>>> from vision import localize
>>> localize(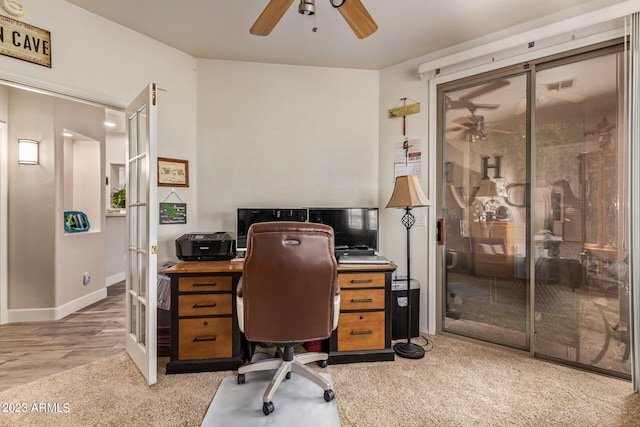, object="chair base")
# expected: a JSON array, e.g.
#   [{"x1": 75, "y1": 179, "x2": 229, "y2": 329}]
[{"x1": 238, "y1": 346, "x2": 333, "y2": 405}]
